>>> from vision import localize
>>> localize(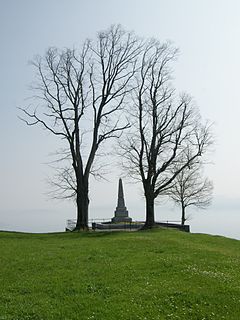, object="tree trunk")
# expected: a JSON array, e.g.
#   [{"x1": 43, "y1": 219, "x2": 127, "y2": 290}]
[
  {"x1": 181, "y1": 202, "x2": 186, "y2": 225},
  {"x1": 144, "y1": 192, "x2": 155, "y2": 228},
  {"x1": 75, "y1": 180, "x2": 89, "y2": 230}
]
